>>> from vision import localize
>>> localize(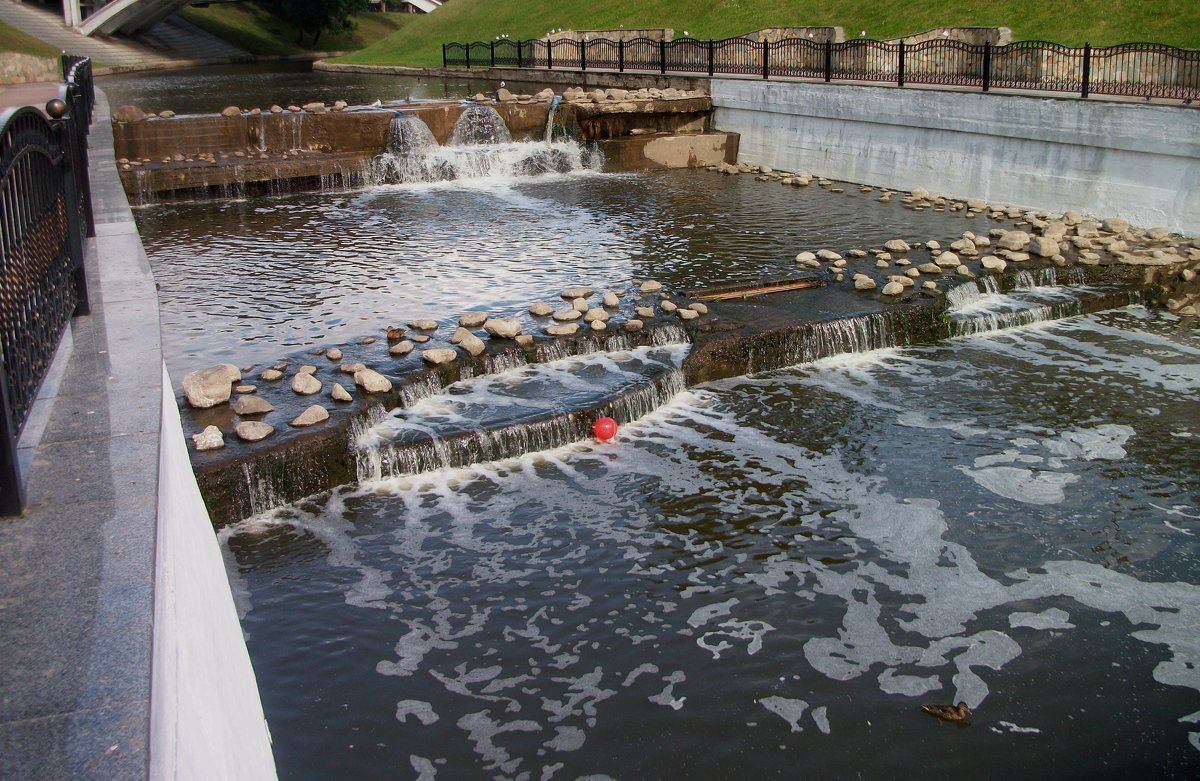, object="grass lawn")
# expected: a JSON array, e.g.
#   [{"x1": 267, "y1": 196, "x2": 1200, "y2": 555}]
[
  {"x1": 180, "y1": 3, "x2": 415, "y2": 57},
  {"x1": 334, "y1": 0, "x2": 1200, "y2": 68},
  {"x1": 0, "y1": 20, "x2": 64, "y2": 58}
]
